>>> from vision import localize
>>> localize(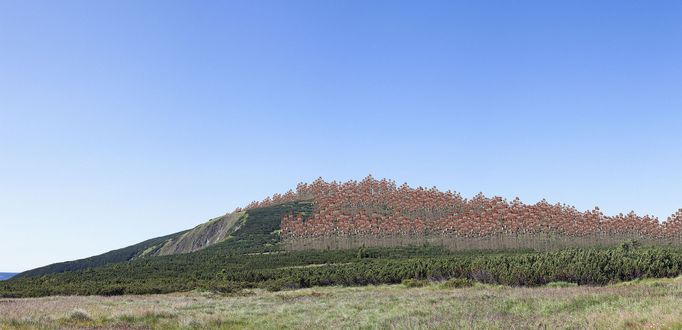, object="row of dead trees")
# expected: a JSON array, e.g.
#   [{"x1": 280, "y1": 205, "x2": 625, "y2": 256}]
[{"x1": 238, "y1": 176, "x2": 682, "y2": 248}]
